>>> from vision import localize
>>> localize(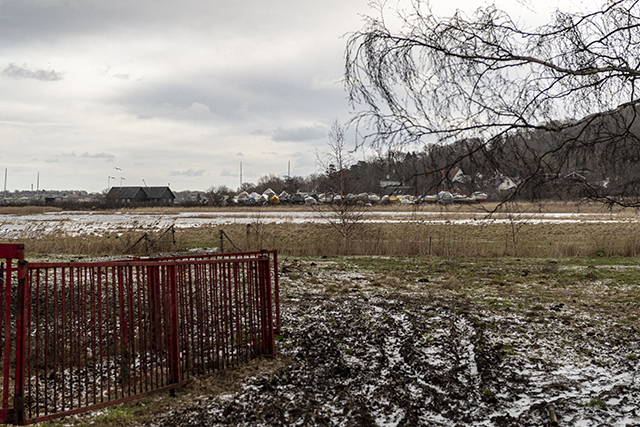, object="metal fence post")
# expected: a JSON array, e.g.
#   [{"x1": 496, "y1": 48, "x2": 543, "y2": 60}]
[
  {"x1": 13, "y1": 249, "x2": 26, "y2": 425},
  {"x1": 167, "y1": 264, "x2": 181, "y2": 391},
  {"x1": 272, "y1": 251, "x2": 280, "y2": 335},
  {"x1": 263, "y1": 257, "x2": 274, "y2": 355},
  {"x1": 2, "y1": 260, "x2": 11, "y2": 421}
]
